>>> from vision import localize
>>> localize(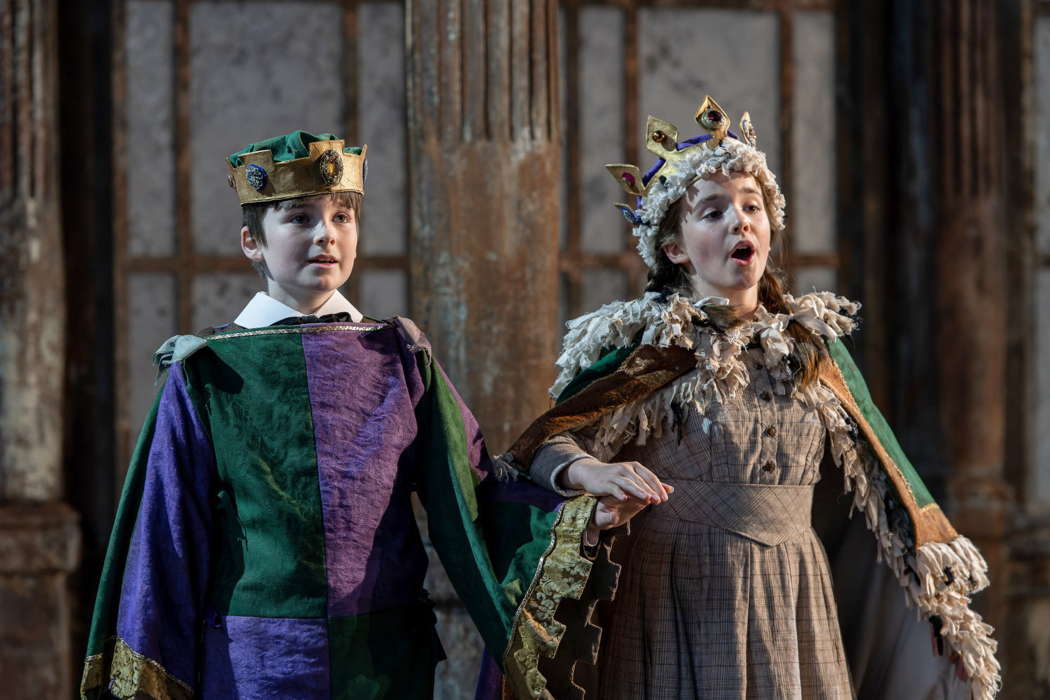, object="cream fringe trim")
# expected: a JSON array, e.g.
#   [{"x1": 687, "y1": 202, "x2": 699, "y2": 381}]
[
  {"x1": 552, "y1": 291, "x2": 860, "y2": 460},
  {"x1": 820, "y1": 396, "x2": 1001, "y2": 698}
]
